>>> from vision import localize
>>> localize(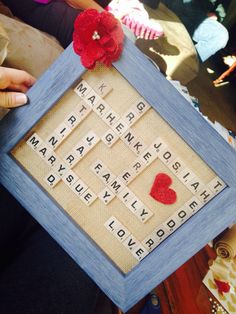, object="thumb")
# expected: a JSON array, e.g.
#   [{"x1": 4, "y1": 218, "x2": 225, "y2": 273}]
[{"x1": 0, "y1": 91, "x2": 28, "y2": 109}]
